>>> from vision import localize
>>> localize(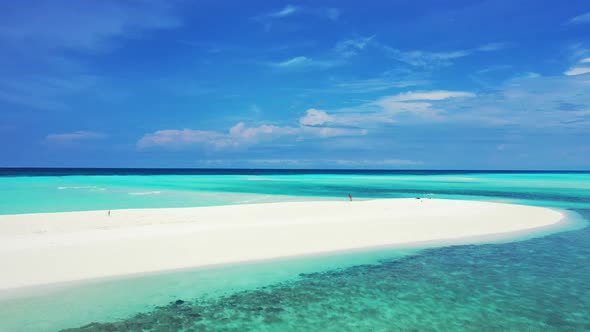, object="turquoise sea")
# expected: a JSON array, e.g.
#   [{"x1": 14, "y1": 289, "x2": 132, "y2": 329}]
[{"x1": 0, "y1": 169, "x2": 589, "y2": 331}]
